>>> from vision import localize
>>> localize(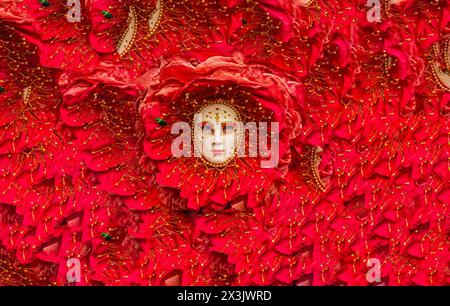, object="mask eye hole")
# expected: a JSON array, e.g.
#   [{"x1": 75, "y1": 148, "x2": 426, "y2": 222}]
[{"x1": 222, "y1": 123, "x2": 236, "y2": 135}]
